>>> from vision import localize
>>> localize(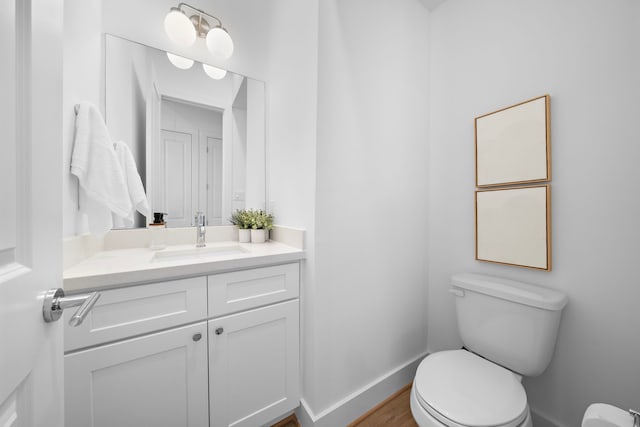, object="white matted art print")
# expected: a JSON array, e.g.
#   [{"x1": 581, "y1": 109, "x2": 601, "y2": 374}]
[
  {"x1": 475, "y1": 185, "x2": 551, "y2": 270},
  {"x1": 475, "y1": 95, "x2": 550, "y2": 187}
]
